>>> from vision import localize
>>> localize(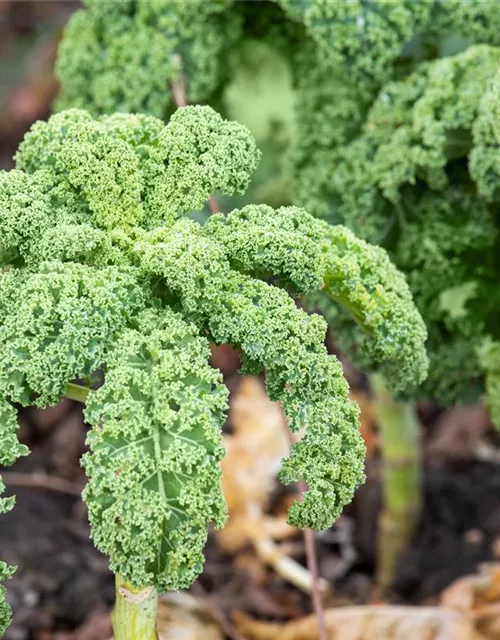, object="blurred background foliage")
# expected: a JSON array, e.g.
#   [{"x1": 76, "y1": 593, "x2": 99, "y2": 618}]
[{"x1": 0, "y1": 1, "x2": 78, "y2": 170}]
